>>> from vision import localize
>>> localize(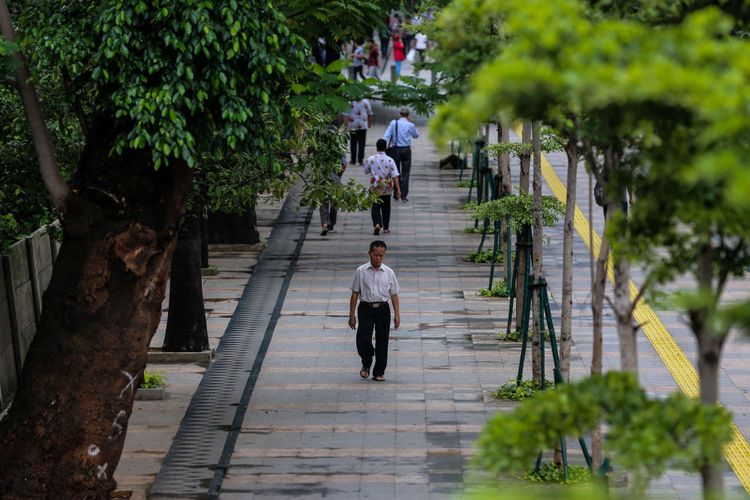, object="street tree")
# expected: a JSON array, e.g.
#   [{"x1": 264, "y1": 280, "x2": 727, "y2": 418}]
[{"x1": 0, "y1": 1, "x2": 306, "y2": 496}]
